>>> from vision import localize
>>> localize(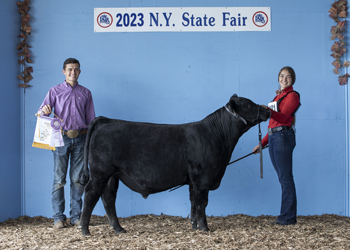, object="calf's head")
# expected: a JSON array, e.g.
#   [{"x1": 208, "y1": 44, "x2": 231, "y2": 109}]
[{"x1": 226, "y1": 94, "x2": 270, "y2": 125}]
